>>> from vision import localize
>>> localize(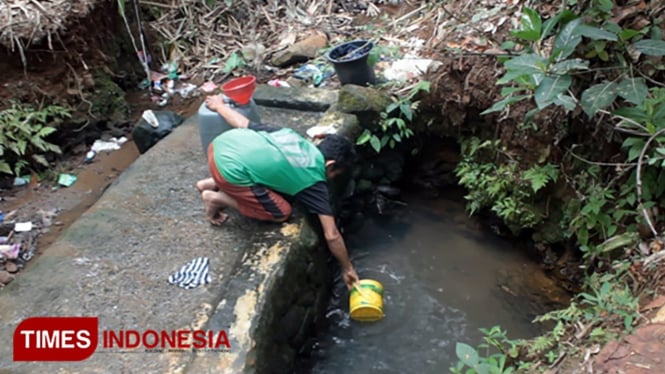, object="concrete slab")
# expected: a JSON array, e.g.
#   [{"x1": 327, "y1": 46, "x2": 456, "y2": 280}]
[{"x1": 0, "y1": 105, "x2": 329, "y2": 373}]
